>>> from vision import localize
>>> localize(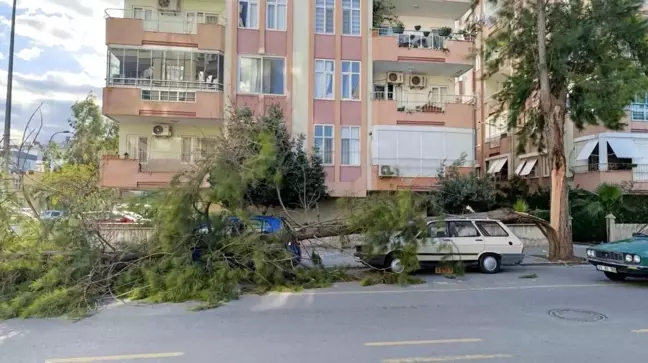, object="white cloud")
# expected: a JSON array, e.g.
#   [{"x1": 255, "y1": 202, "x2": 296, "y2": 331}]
[
  {"x1": 16, "y1": 46, "x2": 42, "y2": 61},
  {"x1": 0, "y1": 52, "x2": 4, "y2": 60}
]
